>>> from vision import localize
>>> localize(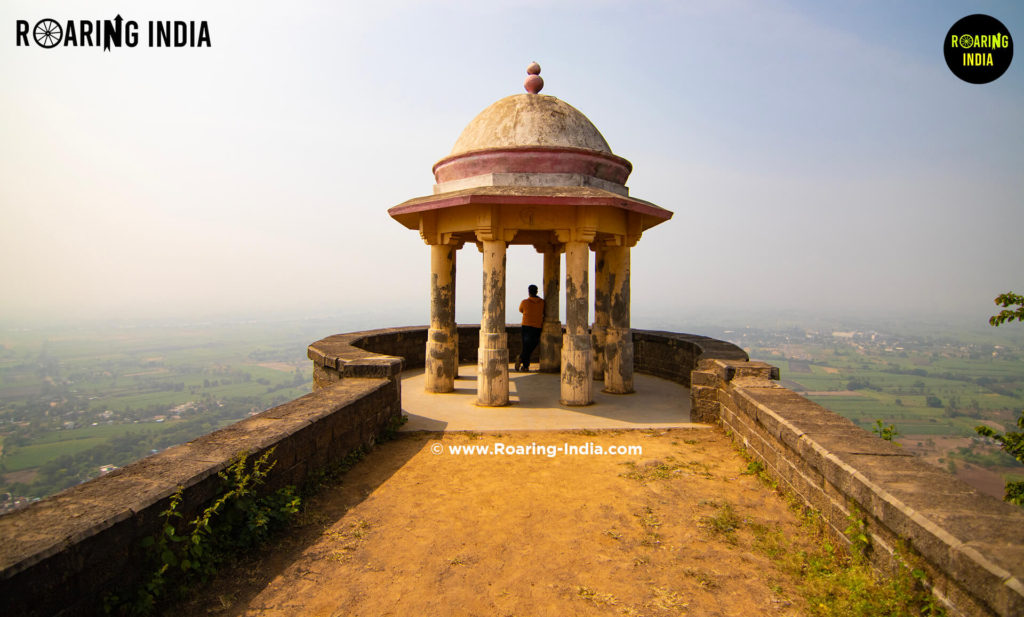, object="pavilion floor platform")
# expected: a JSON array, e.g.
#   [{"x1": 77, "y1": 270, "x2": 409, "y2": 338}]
[{"x1": 399, "y1": 364, "x2": 705, "y2": 432}]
